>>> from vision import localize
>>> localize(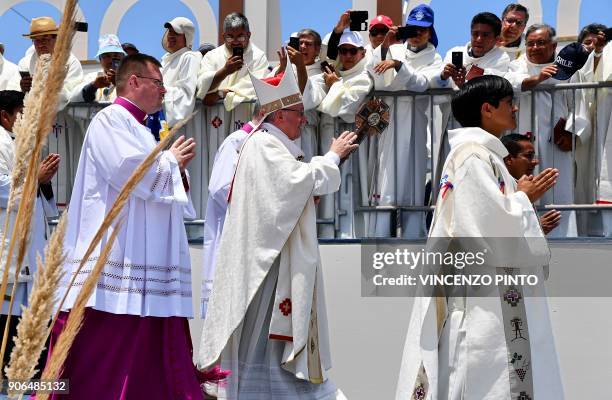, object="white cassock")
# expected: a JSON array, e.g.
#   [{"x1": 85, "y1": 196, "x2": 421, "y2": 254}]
[
  {"x1": 198, "y1": 122, "x2": 344, "y2": 399},
  {"x1": 18, "y1": 51, "x2": 83, "y2": 111},
  {"x1": 58, "y1": 103, "x2": 195, "y2": 318},
  {"x1": 573, "y1": 42, "x2": 612, "y2": 236},
  {"x1": 200, "y1": 122, "x2": 252, "y2": 318},
  {"x1": 196, "y1": 43, "x2": 268, "y2": 185},
  {"x1": 0, "y1": 54, "x2": 21, "y2": 91},
  {"x1": 365, "y1": 43, "x2": 442, "y2": 238},
  {"x1": 304, "y1": 57, "x2": 373, "y2": 238},
  {"x1": 506, "y1": 55, "x2": 579, "y2": 237},
  {"x1": 0, "y1": 125, "x2": 56, "y2": 316},
  {"x1": 161, "y1": 47, "x2": 202, "y2": 127},
  {"x1": 432, "y1": 44, "x2": 511, "y2": 192},
  {"x1": 70, "y1": 69, "x2": 118, "y2": 103},
  {"x1": 396, "y1": 127, "x2": 563, "y2": 400},
  {"x1": 497, "y1": 36, "x2": 526, "y2": 61}
]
